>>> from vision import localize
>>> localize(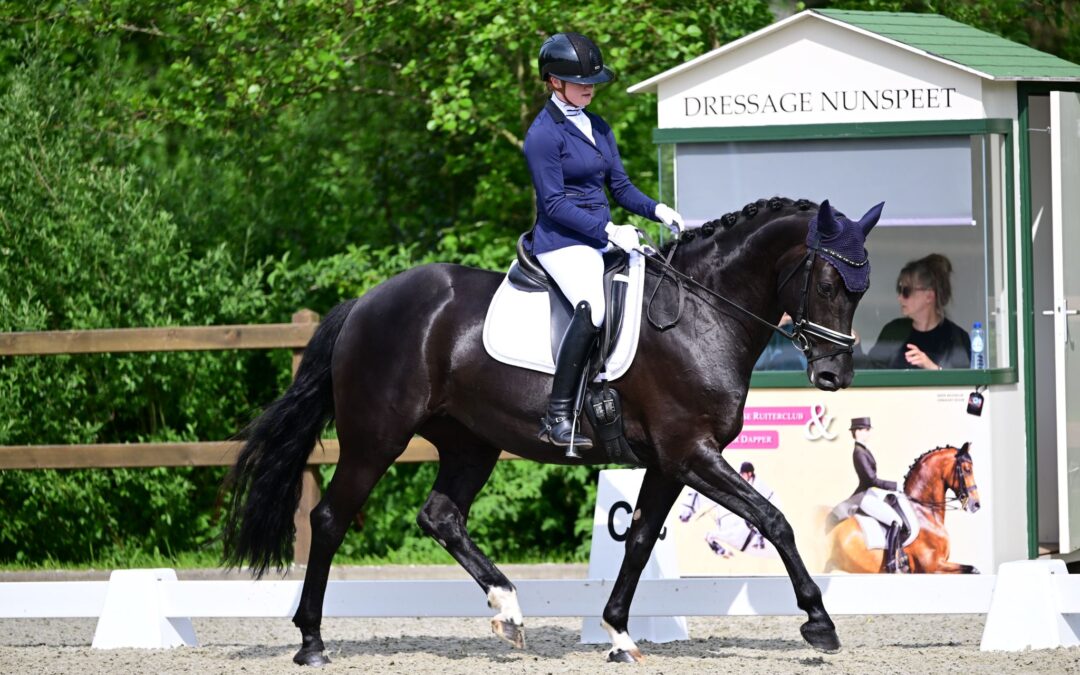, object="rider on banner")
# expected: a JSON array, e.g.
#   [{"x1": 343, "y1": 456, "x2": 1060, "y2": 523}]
[
  {"x1": 523, "y1": 32, "x2": 684, "y2": 454},
  {"x1": 830, "y1": 417, "x2": 911, "y2": 573}
]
